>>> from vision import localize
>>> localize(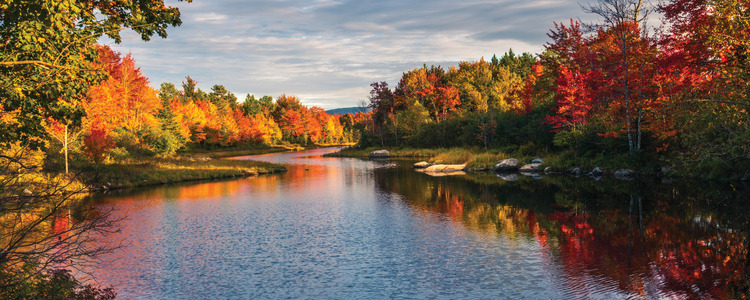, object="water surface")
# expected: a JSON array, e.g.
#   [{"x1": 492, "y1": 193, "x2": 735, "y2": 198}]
[{"x1": 86, "y1": 148, "x2": 750, "y2": 299}]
